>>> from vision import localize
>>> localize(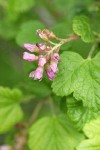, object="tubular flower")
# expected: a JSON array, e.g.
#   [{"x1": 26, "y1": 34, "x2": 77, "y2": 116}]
[
  {"x1": 23, "y1": 52, "x2": 38, "y2": 62},
  {"x1": 46, "y1": 66, "x2": 55, "y2": 80},
  {"x1": 24, "y1": 43, "x2": 38, "y2": 52},
  {"x1": 29, "y1": 67, "x2": 44, "y2": 80},
  {"x1": 50, "y1": 60, "x2": 58, "y2": 73}
]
